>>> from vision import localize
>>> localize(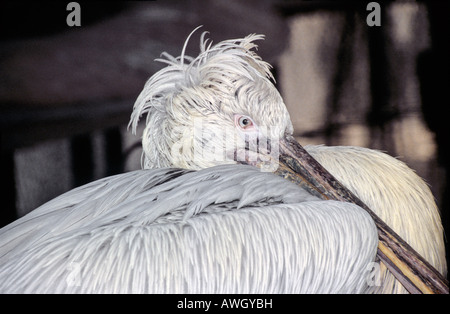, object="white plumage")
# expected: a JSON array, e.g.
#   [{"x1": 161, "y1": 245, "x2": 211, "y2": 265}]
[
  {"x1": 0, "y1": 29, "x2": 446, "y2": 293},
  {"x1": 305, "y1": 145, "x2": 446, "y2": 293},
  {"x1": 0, "y1": 166, "x2": 377, "y2": 293}
]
